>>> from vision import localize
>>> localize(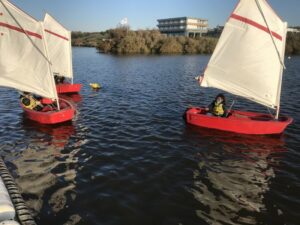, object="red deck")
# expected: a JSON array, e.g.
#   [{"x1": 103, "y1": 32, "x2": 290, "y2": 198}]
[
  {"x1": 185, "y1": 107, "x2": 293, "y2": 135},
  {"x1": 21, "y1": 98, "x2": 75, "y2": 124},
  {"x1": 56, "y1": 83, "x2": 82, "y2": 94}
]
